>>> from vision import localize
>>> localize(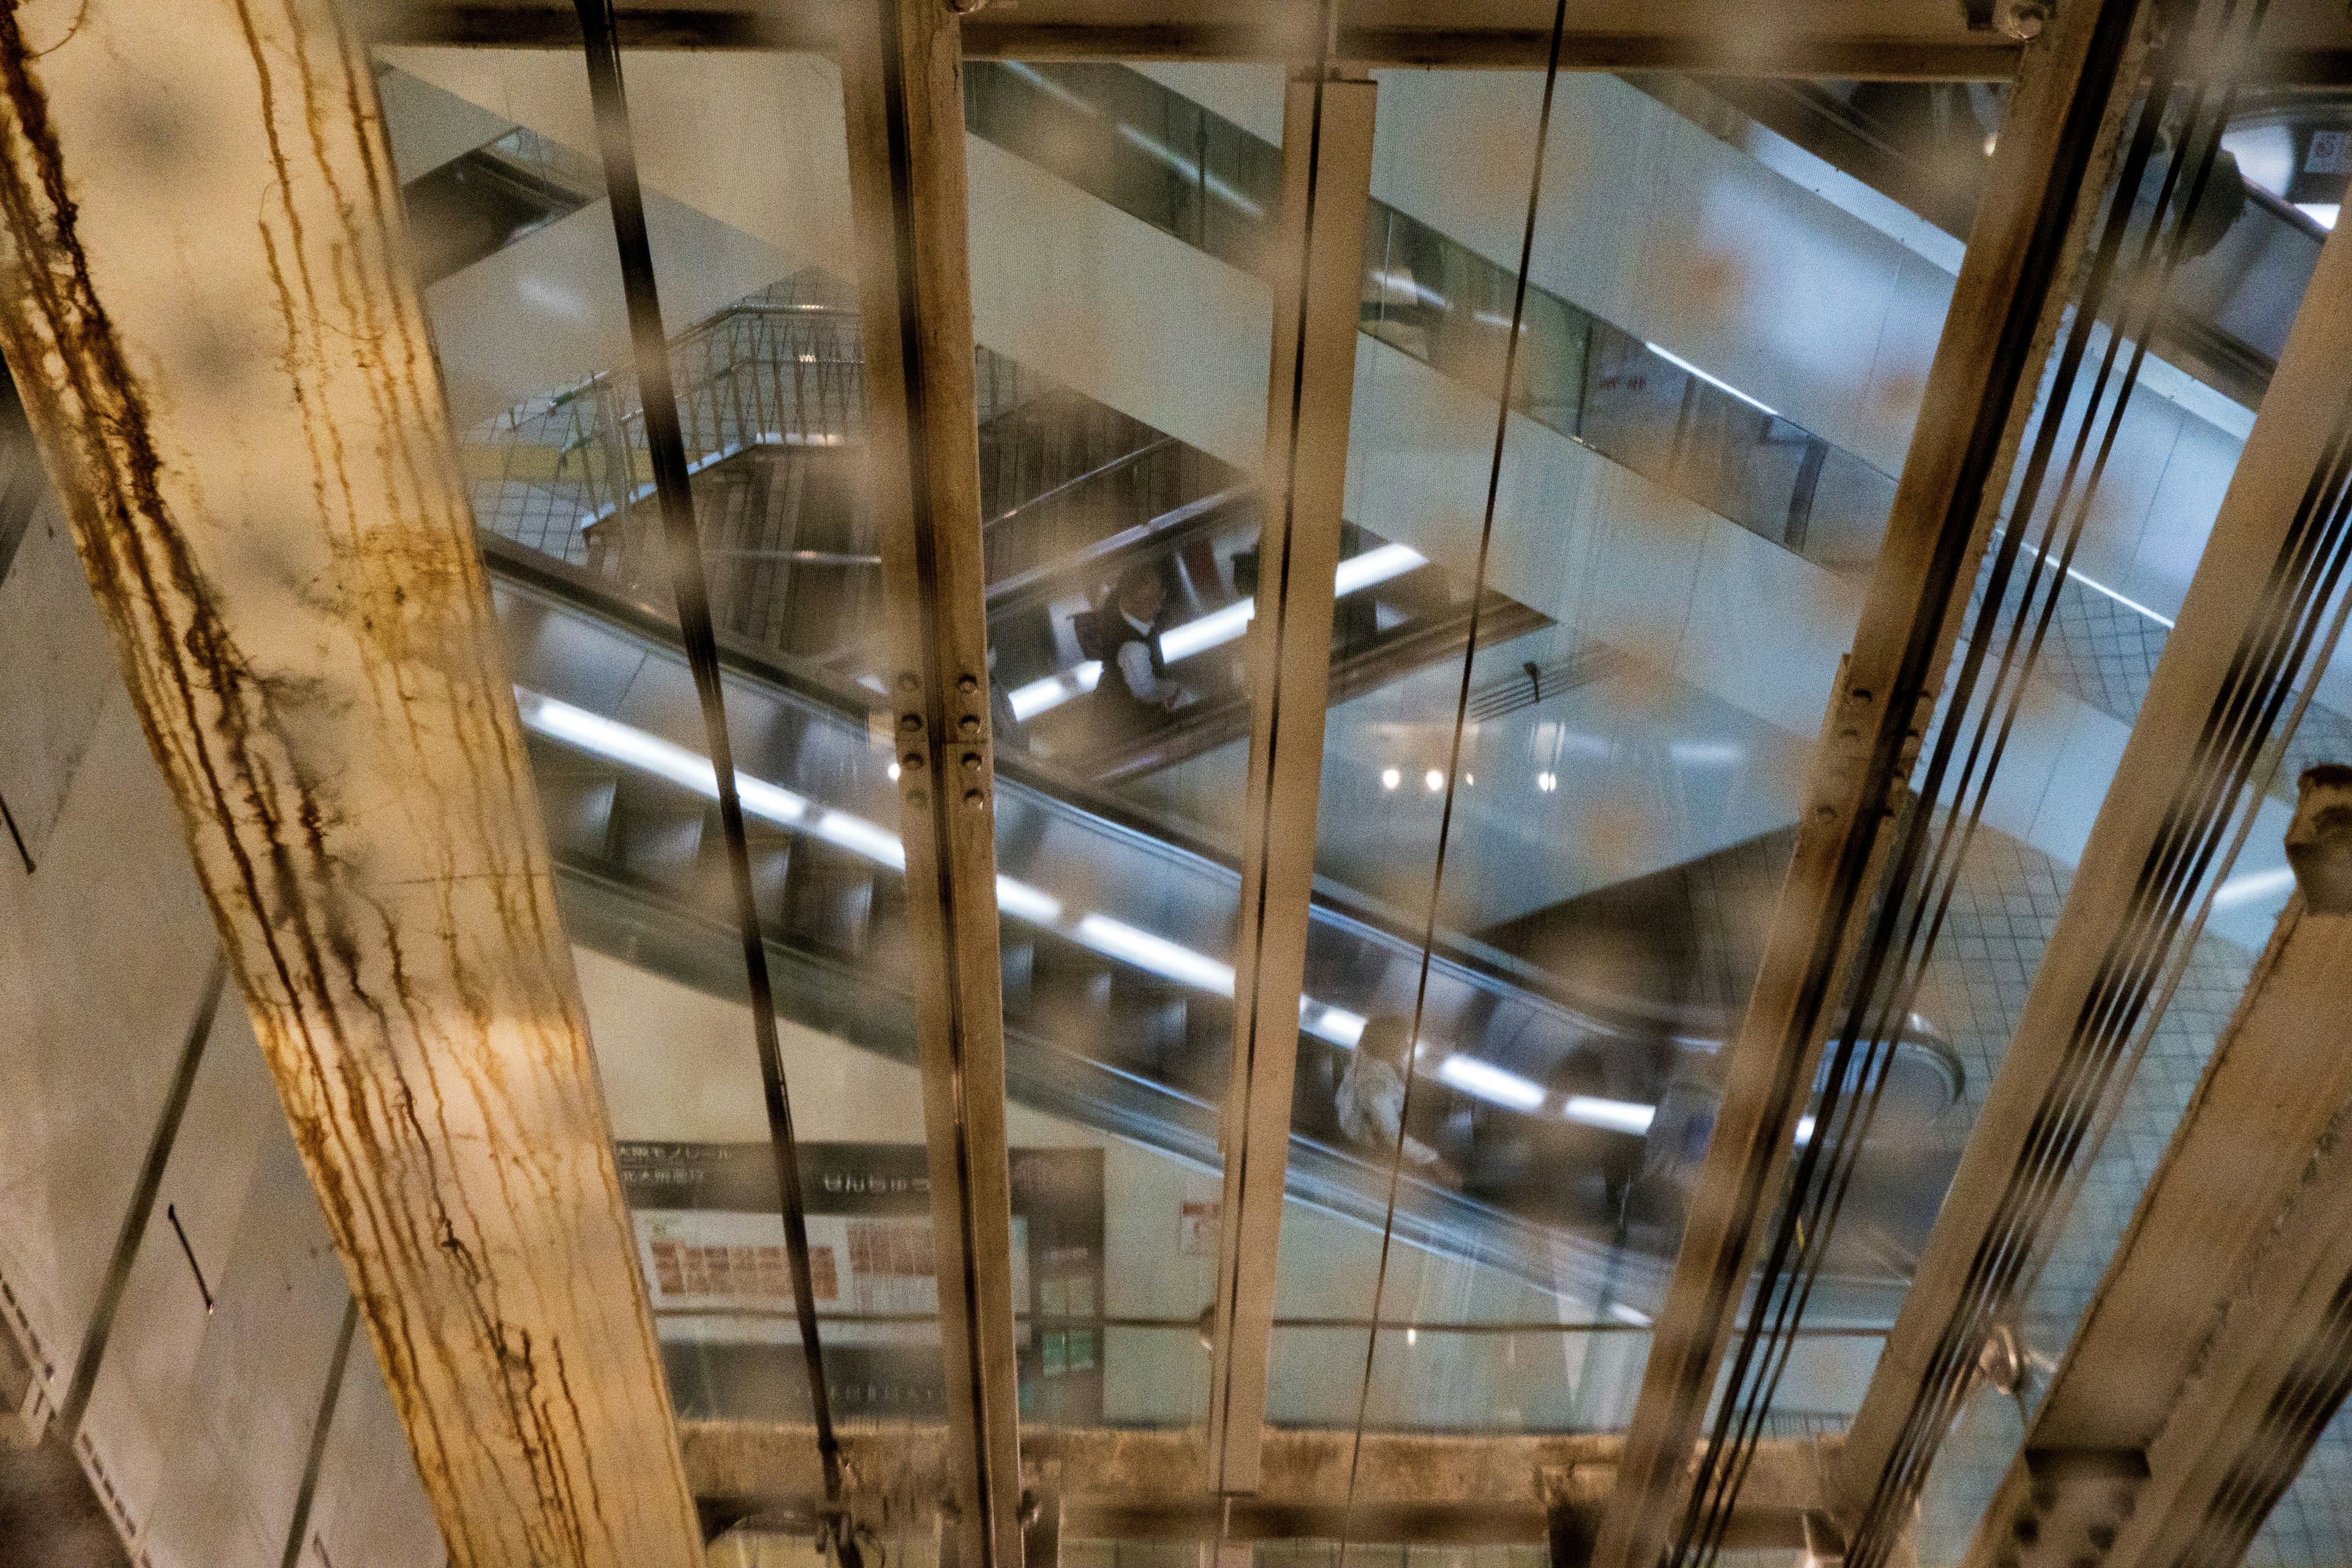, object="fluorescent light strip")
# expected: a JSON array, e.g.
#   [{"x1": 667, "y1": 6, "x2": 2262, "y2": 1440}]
[
  {"x1": 1436, "y1": 1054, "x2": 1547, "y2": 1112},
  {"x1": 1071, "y1": 914, "x2": 1236, "y2": 995},
  {"x1": 2062, "y1": 563, "x2": 2177, "y2": 630},
  {"x1": 519, "y1": 689, "x2": 1676, "y2": 1132},
  {"x1": 1157, "y1": 599, "x2": 1255, "y2": 662},
  {"x1": 994, "y1": 876, "x2": 1064, "y2": 924},
  {"x1": 1333, "y1": 541, "x2": 1427, "y2": 597},
  {"x1": 1112, "y1": 124, "x2": 1266, "y2": 218},
  {"x1": 1643, "y1": 341, "x2": 1780, "y2": 420},
  {"x1": 1159, "y1": 543, "x2": 1428, "y2": 664},
  {"x1": 1564, "y1": 1095, "x2": 1656, "y2": 1136},
  {"x1": 998, "y1": 61, "x2": 1096, "y2": 116},
  {"x1": 2213, "y1": 864, "x2": 2296, "y2": 910},
  {"x1": 1006, "y1": 660, "x2": 1101, "y2": 723}
]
